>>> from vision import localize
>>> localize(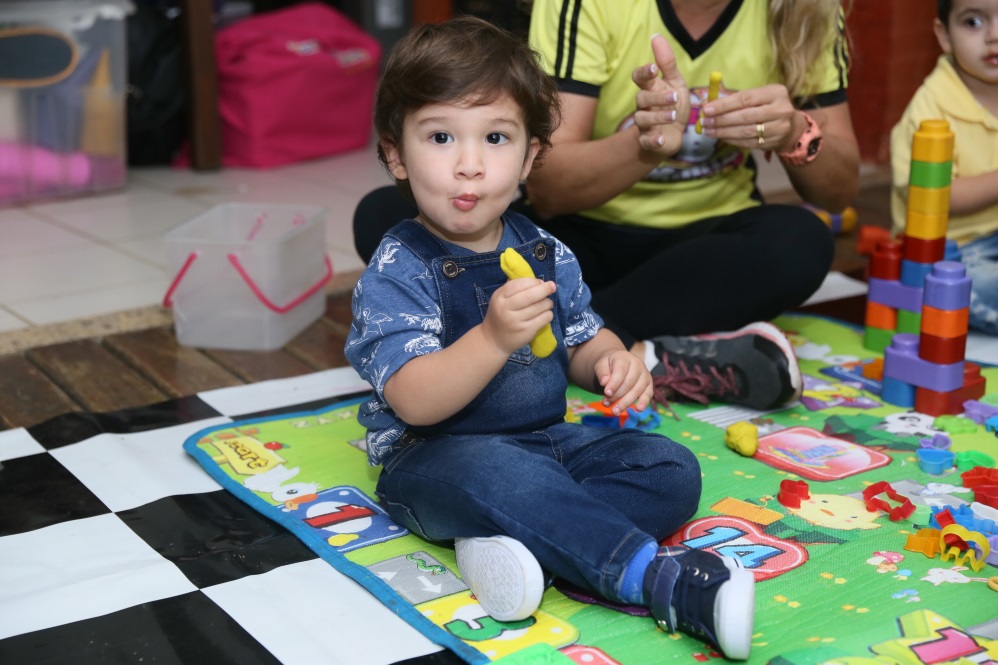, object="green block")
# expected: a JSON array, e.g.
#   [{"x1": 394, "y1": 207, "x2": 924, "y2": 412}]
[
  {"x1": 909, "y1": 159, "x2": 952, "y2": 188},
  {"x1": 897, "y1": 309, "x2": 922, "y2": 334},
  {"x1": 863, "y1": 326, "x2": 894, "y2": 353}
]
